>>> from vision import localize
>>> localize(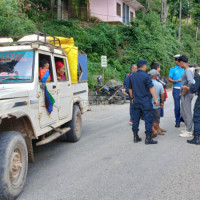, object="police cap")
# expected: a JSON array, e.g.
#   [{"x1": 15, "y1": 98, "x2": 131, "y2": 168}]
[
  {"x1": 137, "y1": 59, "x2": 148, "y2": 67},
  {"x1": 174, "y1": 54, "x2": 181, "y2": 61}
]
